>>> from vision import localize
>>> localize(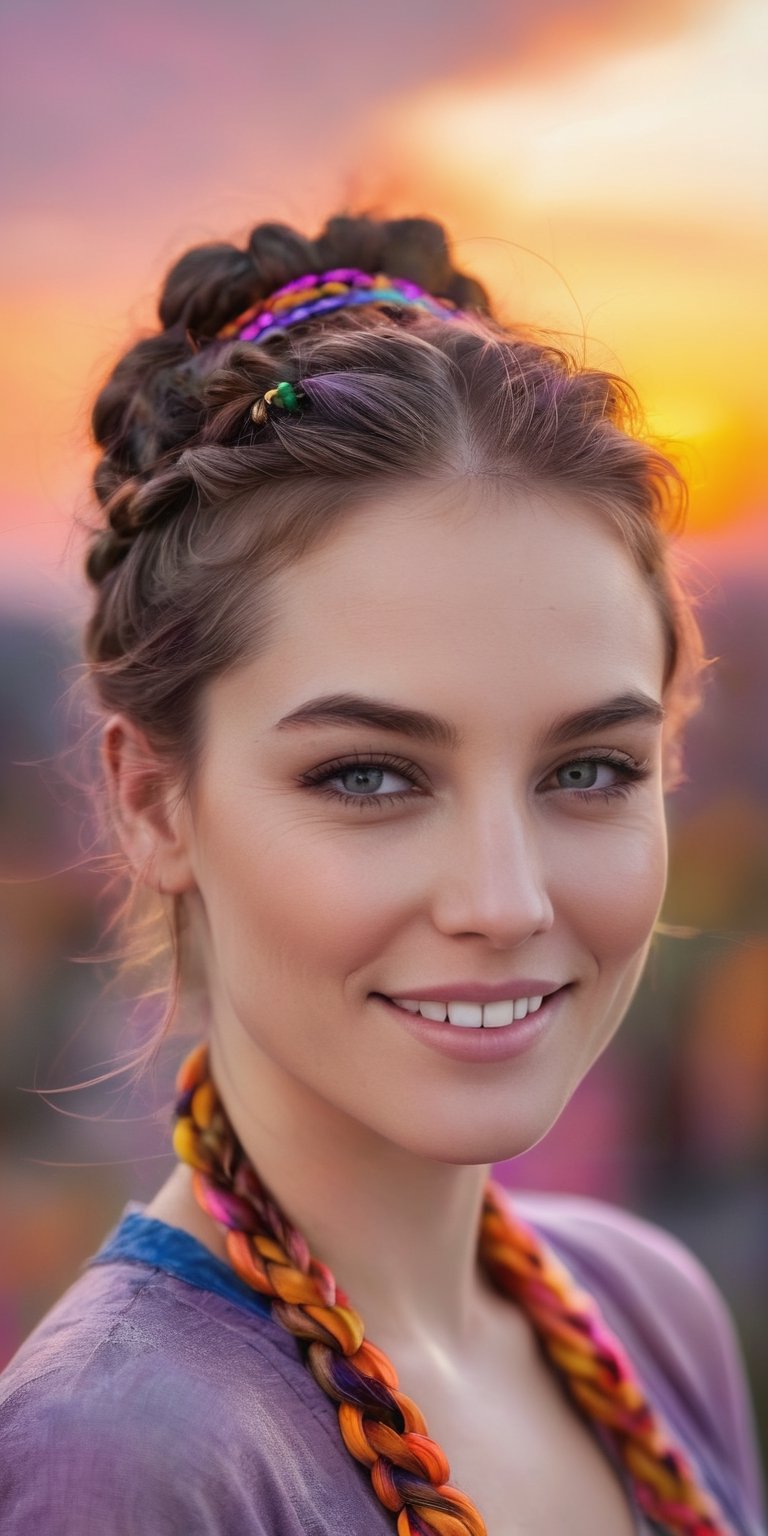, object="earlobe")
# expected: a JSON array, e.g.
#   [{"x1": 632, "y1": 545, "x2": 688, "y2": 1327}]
[{"x1": 101, "y1": 715, "x2": 197, "y2": 895}]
